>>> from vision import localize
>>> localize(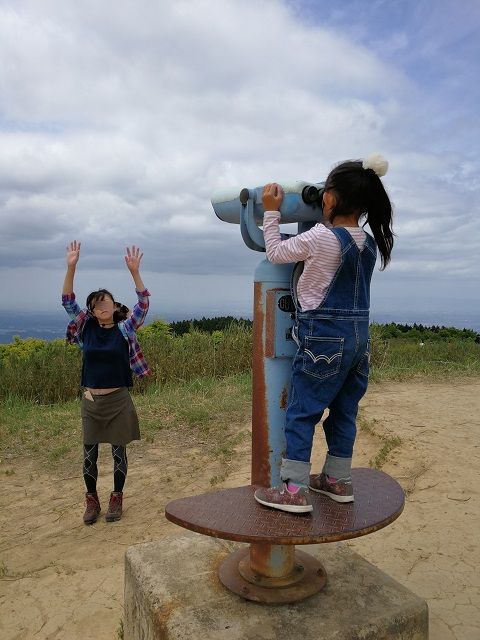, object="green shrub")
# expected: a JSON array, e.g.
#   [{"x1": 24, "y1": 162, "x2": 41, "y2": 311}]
[
  {"x1": 0, "y1": 336, "x2": 47, "y2": 360},
  {"x1": 1, "y1": 321, "x2": 478, "y2": 404},
  {"x1": 373, "y1": 322, "x2": 477, "y2": 342},
  {"x1": 136, "y1": 324, "x2": 252, "y2": 388},
  {"x1": 0, "y1": 338, "x2": 81, "y2": 403},
  {"x1": 138, "y1": 319, "x2": 172, "y2": 339},
  {"x1": 369, "y1": 337, "x2": 480, "y2": 381},
  {"x1": 0, "y1": 325, "x2": 252, "y2": 404}
]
